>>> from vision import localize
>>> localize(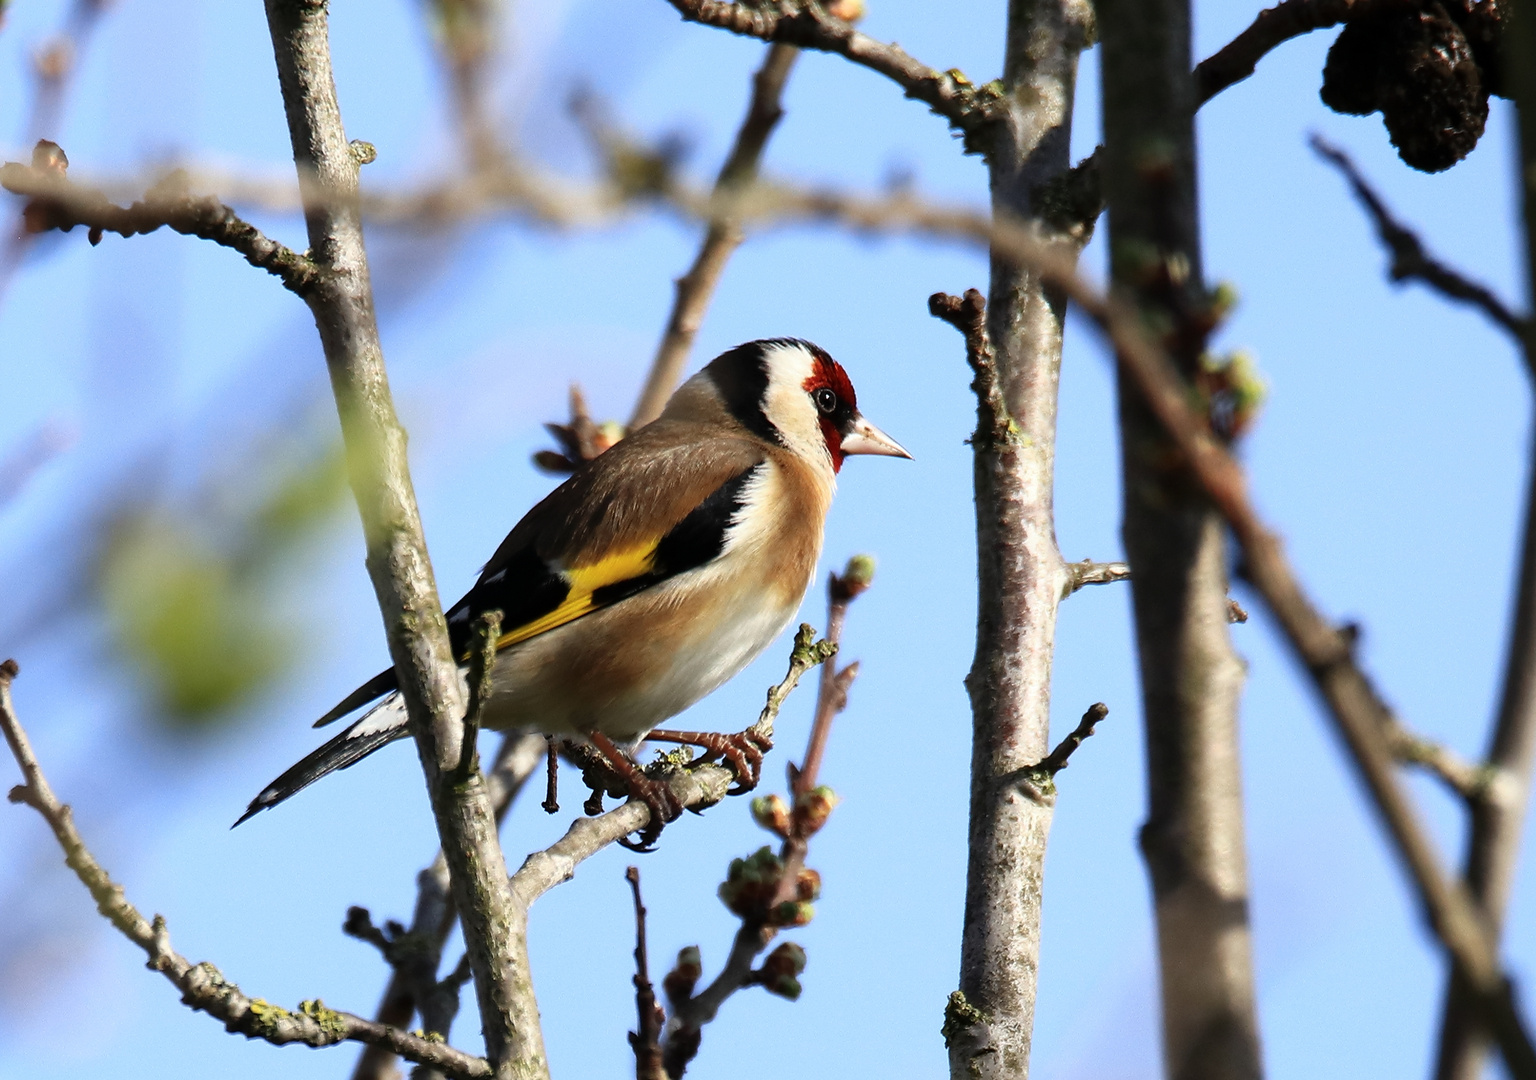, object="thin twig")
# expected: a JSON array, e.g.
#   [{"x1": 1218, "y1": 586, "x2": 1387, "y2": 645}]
[
  {"x1": 0, "y1": 144, "x2": 327, "y2": 298},
  {"x1": 629, "y1": 42, "x2": 802, "y2": 428},
  {"x1": 1436, "y1": 24, "x2": 1536, "y2": 1069},
  {"x1": 1384, "y1": 720, "x2": 1502, "y2": 804},
  {"x1": 1311, "y1": 135, "x2": 1530, "y2": 349},
  {"x1": 1194, "y1": 0, "x2": 1385, "y2": 106},
  {"x1": 1036, "y1": 703, "x2": 1110, "y2": 776},
  {"x1": 627, "y1": 868, "x2": 666, "y2": 1080},
  {"x1": 0, "y1": 659, "x2": 490, "y2": 1080}
]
